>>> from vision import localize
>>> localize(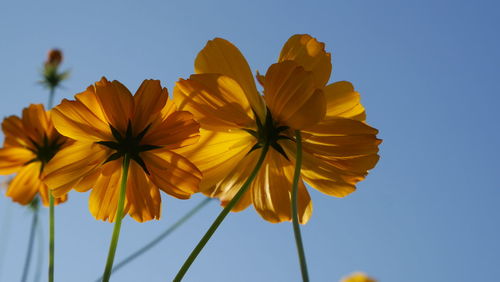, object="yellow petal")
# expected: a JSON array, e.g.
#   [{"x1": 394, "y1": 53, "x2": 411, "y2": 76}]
[
  {"x1": 2, "y1": 116, "x2": 30, "y2": 147},
  {"x1": 0, "y1": 147, "x2": 35, "y2": 174},
  {"x1": 324, "y1": 81, "x2": 366, "y2": 121},
  {"x1": 142, "y1": 110, "x2": 199, "y2": 150},
  {"x1": 43, "y1": 142, "x2": 109, "y2": 197},
  {"x1": 174, "y1": 74, "x2": 255, "y2": 131},
  {"x1": 21, "y1": 104, "x2": 50, "y2": 144},
  {"x1": 251, "y1": 149, "x2": 312, "y2": 223},
  {"x1": 6, "y1": 162, "x2": 41, "y2": 205},
  {"x1": 264, "y1": 61, "x2": 326, "y2": 129},
  {"x1": 52, "y1": 98, "x2": 111, "y2": 142},
  {"x1": 279, "y1": 34, "x2": 332, "y2": 87},
  {"x1": 126, "y1": 162, "x2": 161, "y2": 222},
  {"x1": 195, "y1": 38, "x2": 266, "y2": 121},
  {"x1": 88, "y1": 161, "x2": 129, "y2": 222},
  {"x1": 93, "y1": 77, "x2": 134, "y2": 133},
  {"x1": 132, "y1": 80, "x2": 168, "y2": 133},
  {"x1": 142, "y1": 148, "x2": 201, "y2": 199},
  {"x1": 173, "y1": 129, "x2": 254, "y2": 193},
  {"x1": 38, "y1": 181, "x2": 67, "y2": 207},
  {"x1": 341, "y1": 272, "x2": 377, "y2": 282}
]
